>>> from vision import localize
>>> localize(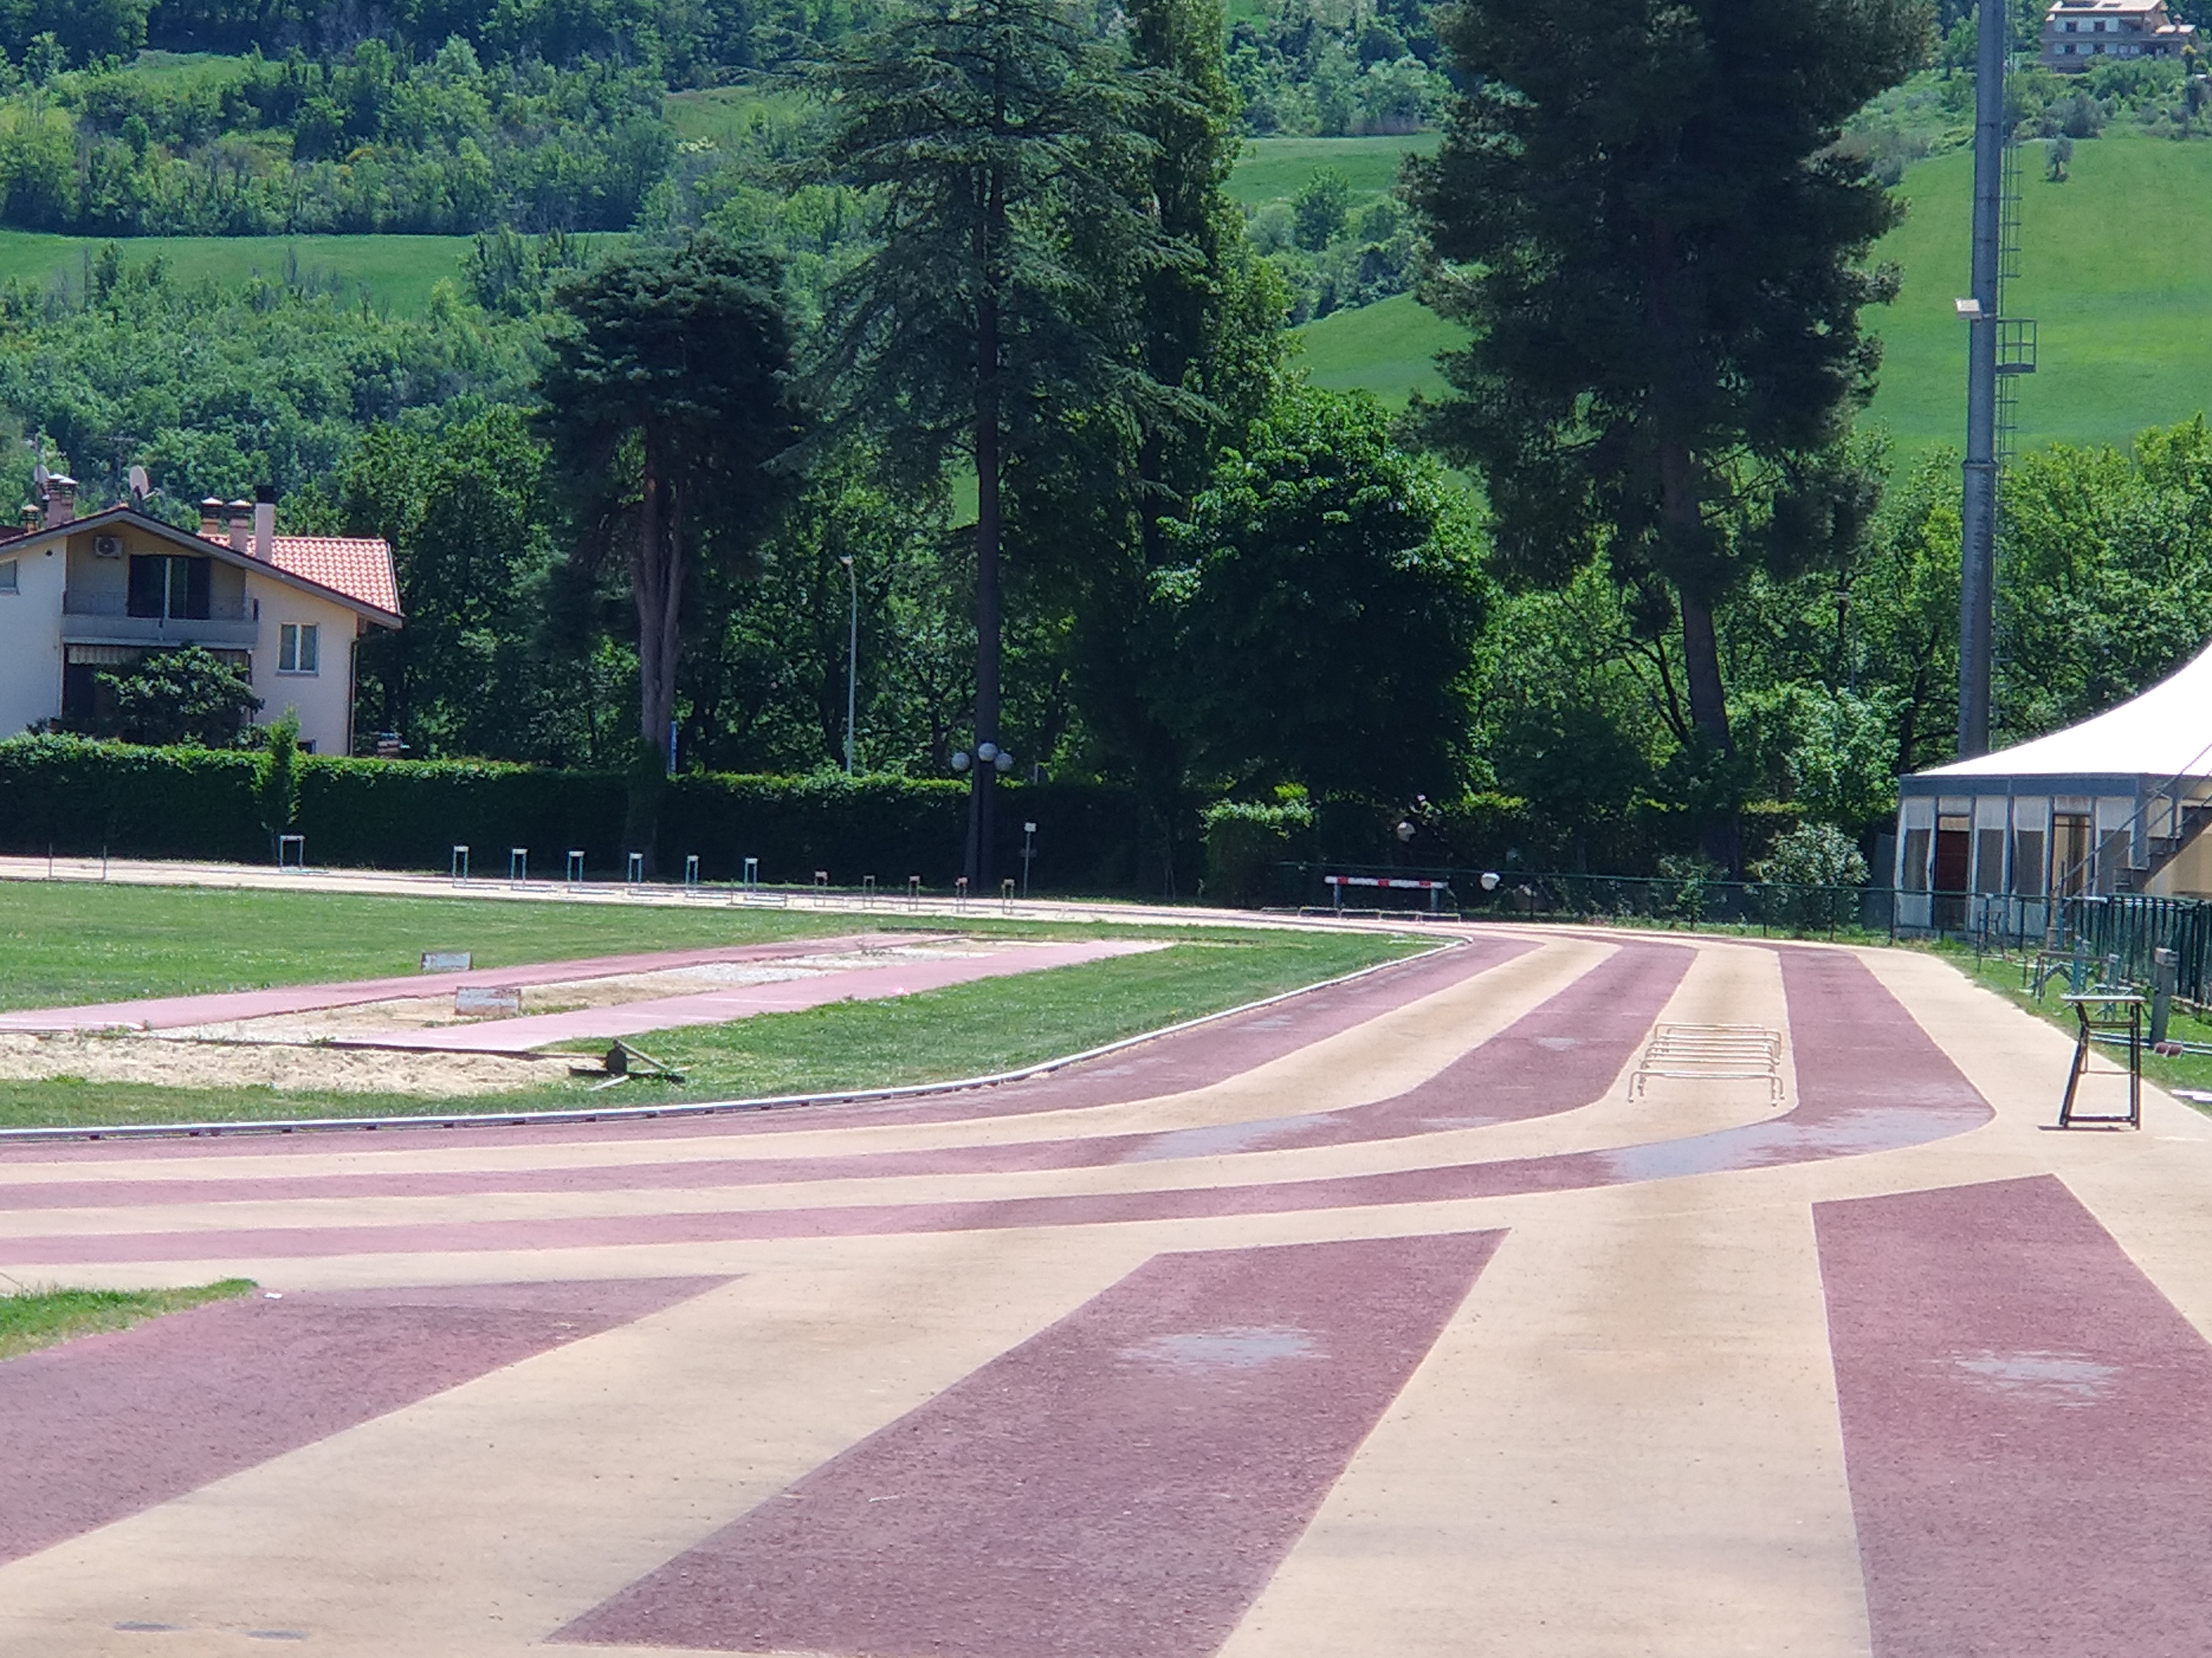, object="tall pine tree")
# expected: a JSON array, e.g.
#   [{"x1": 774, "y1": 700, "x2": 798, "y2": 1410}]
[
  {"x1": 1407, "y1": 0, "x2": 1927, "y2": 856},
  {"x1": 802, "y1": 0, "x2": 1183, "y2": 884}
]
